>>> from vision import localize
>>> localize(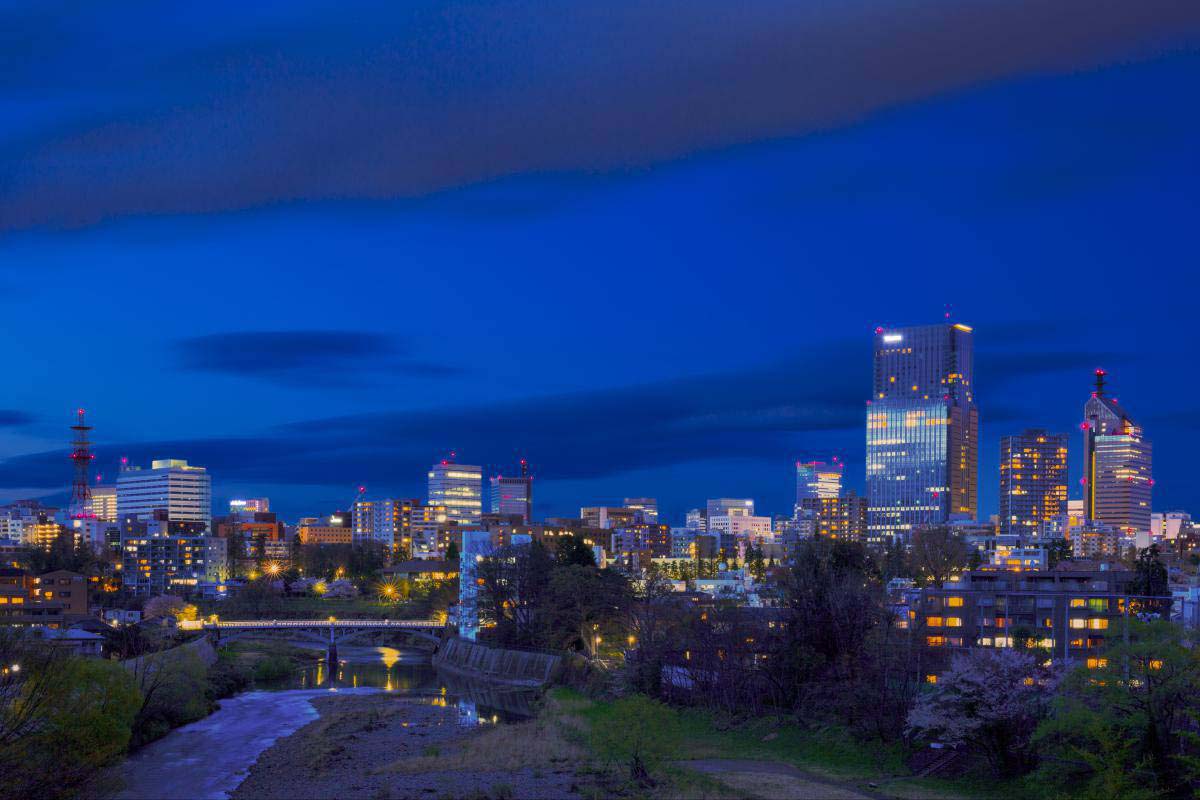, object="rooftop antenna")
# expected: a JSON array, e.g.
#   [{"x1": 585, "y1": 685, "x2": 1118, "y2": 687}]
[
  {"x1": 944, "y1": 303, "x2": 953, "y2": 321},
  {"x1": 1094, "y1": 368, "x2": 1107, "y2": 398}
]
